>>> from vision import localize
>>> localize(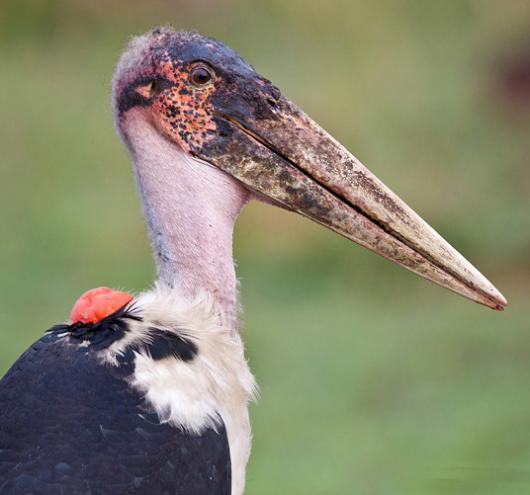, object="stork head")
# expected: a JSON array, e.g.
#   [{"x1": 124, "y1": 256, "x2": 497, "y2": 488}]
[{"x1": 113, "y1": 27, "x2": 506, "y2": 310}]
